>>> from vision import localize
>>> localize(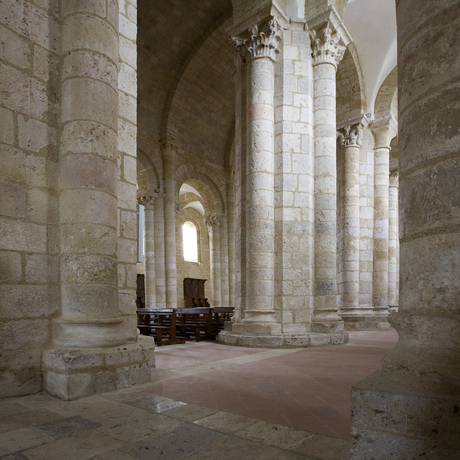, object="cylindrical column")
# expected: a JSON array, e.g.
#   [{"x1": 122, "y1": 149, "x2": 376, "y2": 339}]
[
  {"x1": 207, "y1": 214, "x2": 222, "y2": 308},
  {"x1": 243, "y1": 19, "x2": 281, "y2": 324},
  {"x1": 154, "y1": 193, "x2": 166, "y2": 309},
  {"x1": 227, "y1": 167, "x2": 236, "y2": 309},
  {"x1": 371, "y1": 123, "x2": 395, "y2": 314},
  {"x1": 388, "y1": 171, "x2": 399, "y2": 309},
  {"x1": 337, "y1": 124, "x2": 362, "y2": 317},
  {"x1": 310, "y1": 22, "x2": 345, "y2": 331},
  {"x1": 140, "y1": 196, "x2": 156, "y2": 308},
  {"x1": 220, "y1": 214, "x2": 230, "y2": 308},
  {"x1": 57, "y1": 0, "x2": 124, "y2": 347},
  {"x1": 162, "y1": 144, "x2": 178, "y2": 308},
  {"x1": 352, "y1": 2, "x2": 460, "y2": 454}
]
